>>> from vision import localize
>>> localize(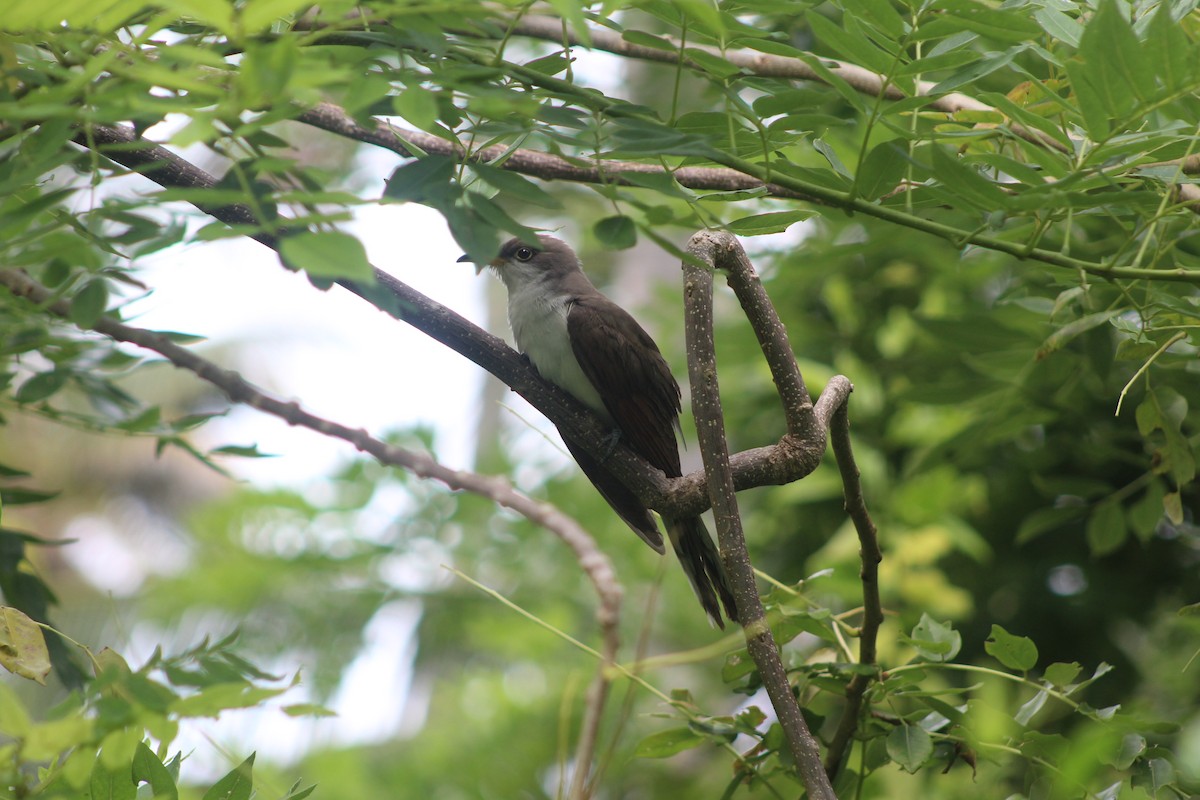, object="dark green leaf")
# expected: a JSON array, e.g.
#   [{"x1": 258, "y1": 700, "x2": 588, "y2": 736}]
[
  {"x1": 807, "y1": 12, "x2": 893, "y2": 73},
  {"x1": 886, "y1": 725, "x2": 932, "y2": 772},
  {"x1": 210, "y1": 444, "x2": 275, "y2": 458},
  {"x1": 1034, "y1": 8, "x2": 1083, "y2": 47},
  {"x1": 15, "y1": 371, "x2": 68, "y2": 404},
  {"x1": 202, "y1": 753, "x2": 254, "y2": 800},
  {"x1": 1043, "y1": 661, "x2": 1082, "y2": 687},
  {"x1": 69, "y1": 280, "x2": 109, "y2": 328},
  {"x1": 392, "y1": 87, "x2": 439, "y2": 132},
  {"x1": 90, "y1": 759, "x2": 137, "y2": 800},
  {"x1": 984, "y1": 624, "x2": 1038, "y2": 671},
  {"x1": 471, "y1": 164, "x2": 561, "y2": 209},
  {"x1": 856, "y1": 141, "x2": 909, "y2": 201},
  {"x1": 621, "y1": 30, "x2": 676, "y2": 52},
  {"x1": 609, "y1": 117, "x2": 716, "y2": 157},
  {"x1": 1086, "y1": 500, "x2": 1127, "y2": 556},
  {"x1": 593, "y1": 215, "x2": 637, "y2": 249},
  {"x1": 726, "y1": 209, "x2": 815, "y2": 236},
  {"x1": 1078, "y1": 0, "x2": 1154, "y2": 105},
  {"x1": 132, "y1": 742, "x2": 179, "y2": 800},
  {"x1": 383, "y1": 156, "x2": 457, "y2": 204},
  {"x1": 634, "y1": 727, "x2": 706, "y2": 758},
  {"x1": 278, "y1": 231, "x2": 374, "y2": 282}
]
